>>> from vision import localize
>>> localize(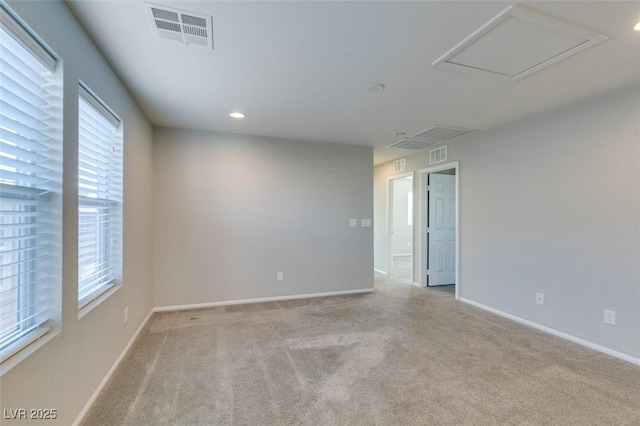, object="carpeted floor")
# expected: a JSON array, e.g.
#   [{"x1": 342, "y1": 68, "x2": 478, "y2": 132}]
[
  {"x1": 389, "y1": 256, "x2": 455, "y2": 295},
  {"x1": 82, "y1": 275, "x2": 640, "y2": 425},
  {"x1": 391, "y1": 255, "x2": 412, "y2": 281}
]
